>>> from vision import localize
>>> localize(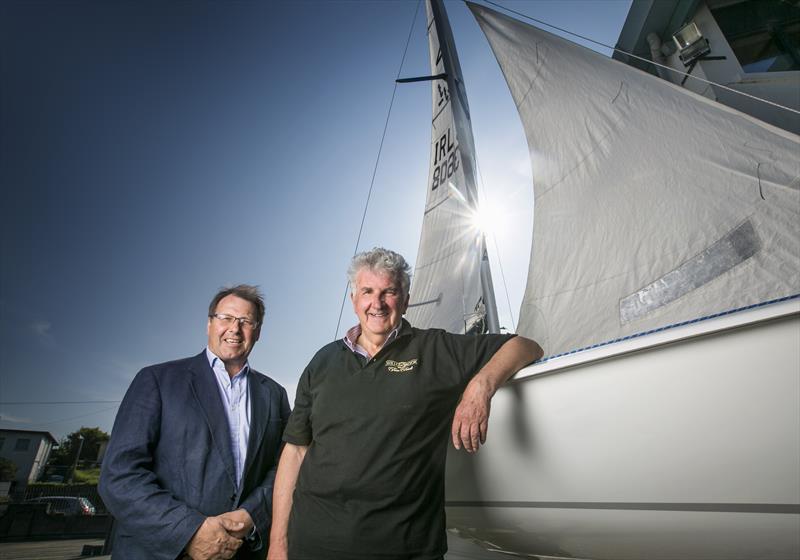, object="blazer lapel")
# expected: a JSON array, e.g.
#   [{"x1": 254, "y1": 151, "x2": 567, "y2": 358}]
[
  {"x1": 188, "y1": 352, "x2": 237, "y2": 488},
  {"x1": 243, "y1": 372, "x2": 272, "y2": 478}
]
